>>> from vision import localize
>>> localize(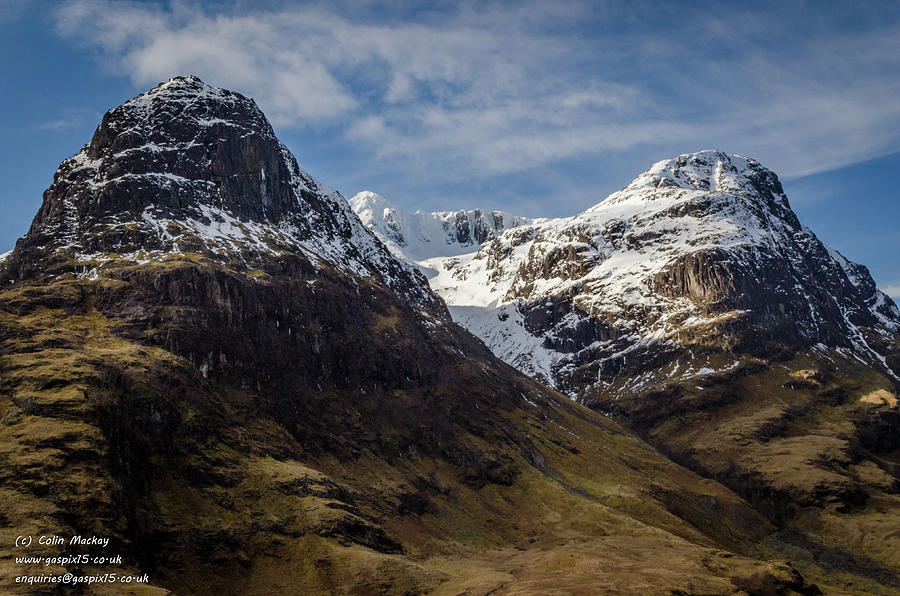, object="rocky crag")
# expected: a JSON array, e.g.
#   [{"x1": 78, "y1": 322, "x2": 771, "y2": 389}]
[{"x1": 350, "y1": 190, "x2": 538, "y2": 263}]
